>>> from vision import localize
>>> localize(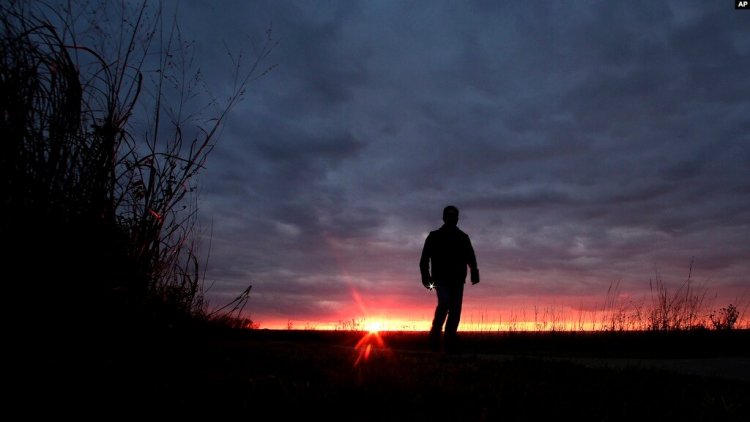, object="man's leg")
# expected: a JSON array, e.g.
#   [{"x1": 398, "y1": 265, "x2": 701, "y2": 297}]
[
  {"x1": 444, "y1": 284, "x2": 464, "y2": 353},
  {"x1": 429, "y1": 286, "x2": 450, "y2": 350}
]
